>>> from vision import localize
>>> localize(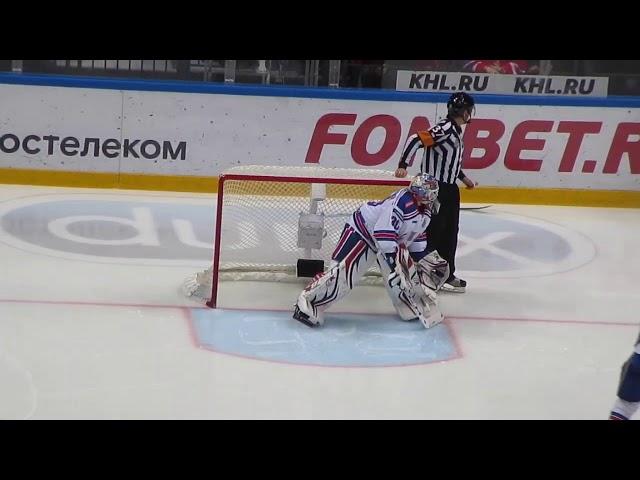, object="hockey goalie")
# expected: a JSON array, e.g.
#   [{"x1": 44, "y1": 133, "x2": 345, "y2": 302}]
[{"x1": 293, "y1": 173, "x2": 450, "y2": 330}]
